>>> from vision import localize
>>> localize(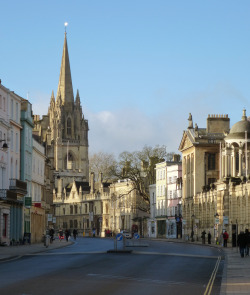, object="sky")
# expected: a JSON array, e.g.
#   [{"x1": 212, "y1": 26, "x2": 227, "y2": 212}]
[{"x1": 1, "y1": 0, "x2": 250, "y2": 157}]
